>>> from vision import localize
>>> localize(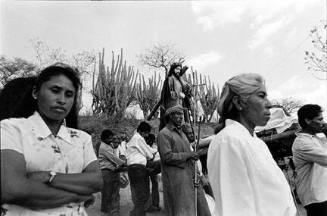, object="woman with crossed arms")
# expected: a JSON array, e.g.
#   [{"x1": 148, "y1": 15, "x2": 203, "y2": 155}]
[{"x1": 1, "y1": 63, "x2": 103, "y2": 216}]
